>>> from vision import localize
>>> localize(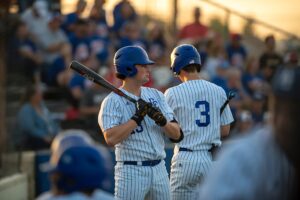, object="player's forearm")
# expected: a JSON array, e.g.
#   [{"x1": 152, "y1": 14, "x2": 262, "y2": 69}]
[
  {"x1": 221, "y1": 124, "x2": 230, "y2": 139},
  {"x1": 162, "y1": 122, "x2": 181, "y2": 140},
  {"x1": 103, "y1": 120, "x2": 137, "y2": 147}
]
